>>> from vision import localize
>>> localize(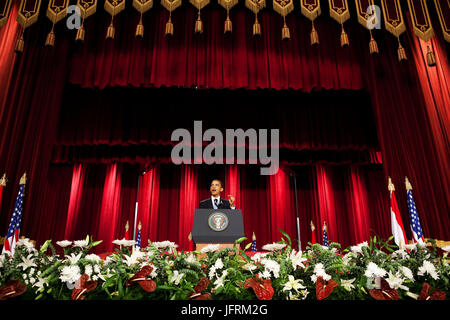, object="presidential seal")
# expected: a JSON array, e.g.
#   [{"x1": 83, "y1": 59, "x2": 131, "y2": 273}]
[{"x1": 208, "y1": 212, "x2": 229, "y2": 232}]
